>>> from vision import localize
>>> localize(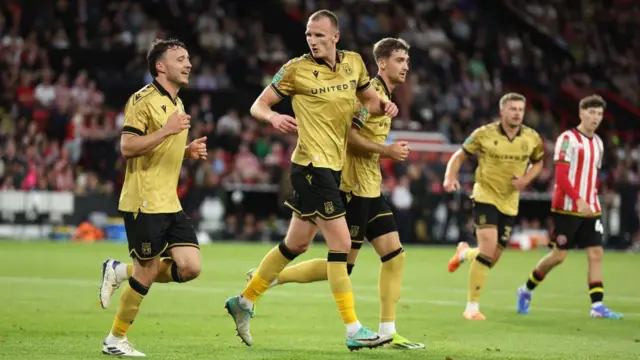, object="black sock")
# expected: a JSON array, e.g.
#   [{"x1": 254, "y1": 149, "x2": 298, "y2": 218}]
[
  {"x1": 525, "y1": 270, "x2": 545, "y2": 291},
  {"x1": 589, "y1": 281, "x2": 604, "y2": 304}
]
